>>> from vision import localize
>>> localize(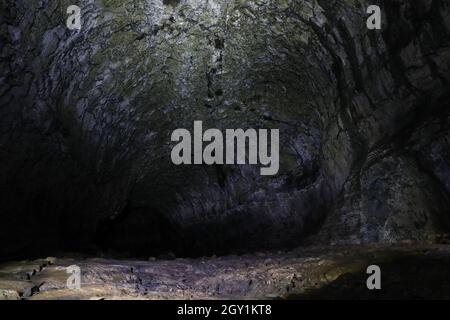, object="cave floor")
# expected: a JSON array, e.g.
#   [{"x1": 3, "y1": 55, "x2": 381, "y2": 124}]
[{"x1": 1, "y1": 244, "x2": 450, "y2": 300}]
